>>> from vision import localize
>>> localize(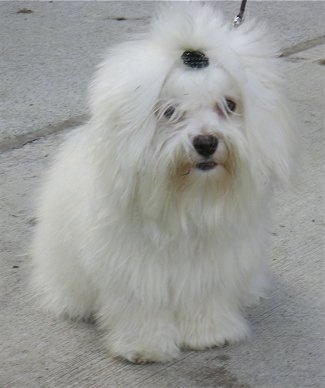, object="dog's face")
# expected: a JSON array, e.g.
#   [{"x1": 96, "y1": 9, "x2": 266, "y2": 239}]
[{"x1": 154, "y1": 65, "x2": 243, "y2": 187}]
